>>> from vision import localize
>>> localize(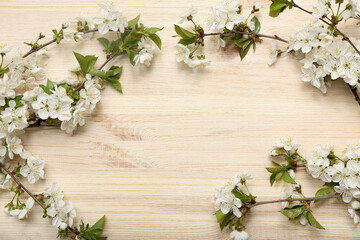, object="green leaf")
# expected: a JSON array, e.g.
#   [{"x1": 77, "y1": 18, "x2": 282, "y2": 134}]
[
  {"x1": 234, "y1": 38, "x2": 253, "y2": 61},
  {"x1": 232, "y1": 188, "x2": 252, "y2": 204},
  {"x1": 149, "y1": 34, "x2": 162, "y2": 49},
  {"x1": 89, "y1": 69, "x2": 106, "y2": 78},
  {"x1": 266, "y1": 167, "x2": 283, "y2": 174},
  {"x1": 216, "y1": 210, "x2": 233, "y2": 231},
  {"x1": 314, "y1": 188, "x2": 334, "y2": 202},
  {"x1": 270, "y1": 172, "x2": 277, "y2": 186},
  {"x1": 281, "y1": 205, "x2": 305, "y2": 219},
  {"x1": 105, "y1": 66, "x2": 123, "y2": 93},
  {"x1": 73, "y1": 52, "x2": 98, "y2": 75},
  {"x1": 306, "y1": 211, "x2": 325, "y2": 229},
  {"x1": 128, "y1": 15, "x2": 140, "y2": 29},
  {"x1": 40, "y1": 85, "x2": 52, "y2": 95},
  {"x1": 178, "y1": 37, "x2": 196, "y2": 46},
  {"x1": 282, "y1": 171, "x2": 296, "y2": 184},
  {"x1": 97, "y1": 38, "x2": 110, "y2": 50},
  {"x1": 250, "y1": 16, "x2": 261, "y2": 33},
  {"x1": 46, "y1": 80, "x2": 55, "y2": 91},
  {"x1": 174, "y1": 24, "x2": 196, "y2": 39},
  {"x1": 269, "y1": 0, "x2": 289, "y2": 17},
  {"x1": 85, "y1": 216, "x2": 106, "y2": 235},
  {"x1": 145, "y1": 27, "x2": 163, "y2": 35}
]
